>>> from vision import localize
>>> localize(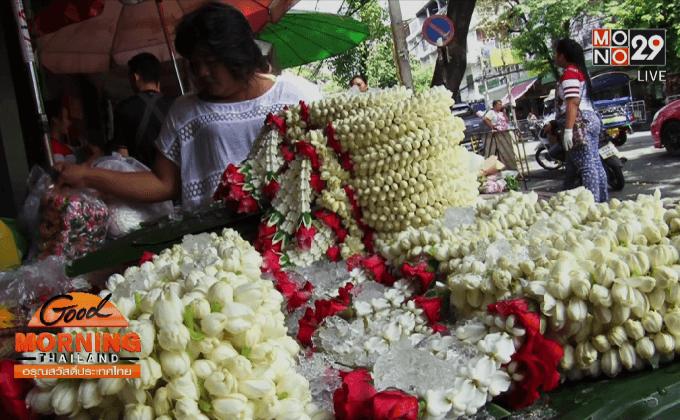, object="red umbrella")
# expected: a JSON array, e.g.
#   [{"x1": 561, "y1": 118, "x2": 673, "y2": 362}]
[{"x1": 35, "y1": 0, "x2": 299, "y2": 76}]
